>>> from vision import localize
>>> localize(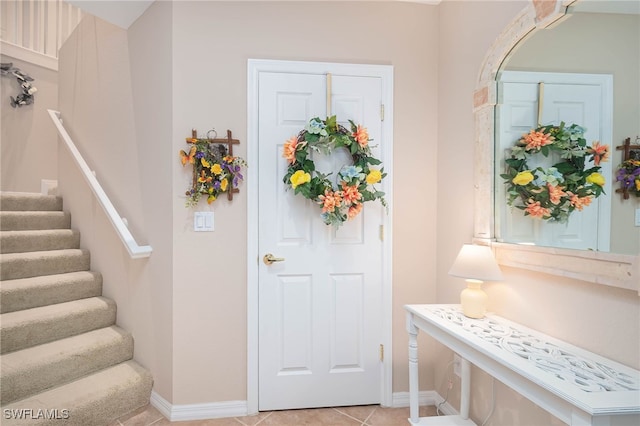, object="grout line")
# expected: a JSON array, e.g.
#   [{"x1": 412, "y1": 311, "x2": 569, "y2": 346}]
[
  {"x1": 252, "y1": 411, "x2": 272, "y2": 426},
  {"x1": 362, "y1": 406, "x2": 377, "y2": 425},
  {"x1": 233, "y1": 417, "x2": 248, "y2": 425},
  {"x1": 332, "y1": 407, "x2": 372, "y2": 424}
]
